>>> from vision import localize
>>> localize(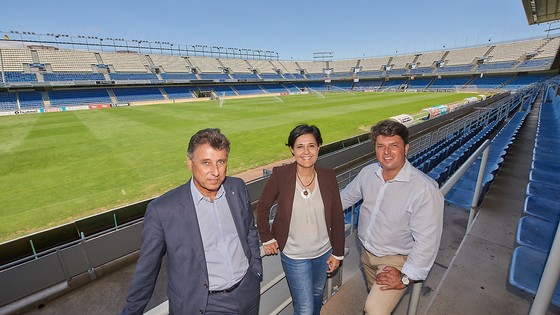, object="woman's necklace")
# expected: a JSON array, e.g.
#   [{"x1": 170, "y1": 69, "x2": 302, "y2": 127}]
[{"x1": 296, "y1": 171, "x2": 316, "y2": 198}]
